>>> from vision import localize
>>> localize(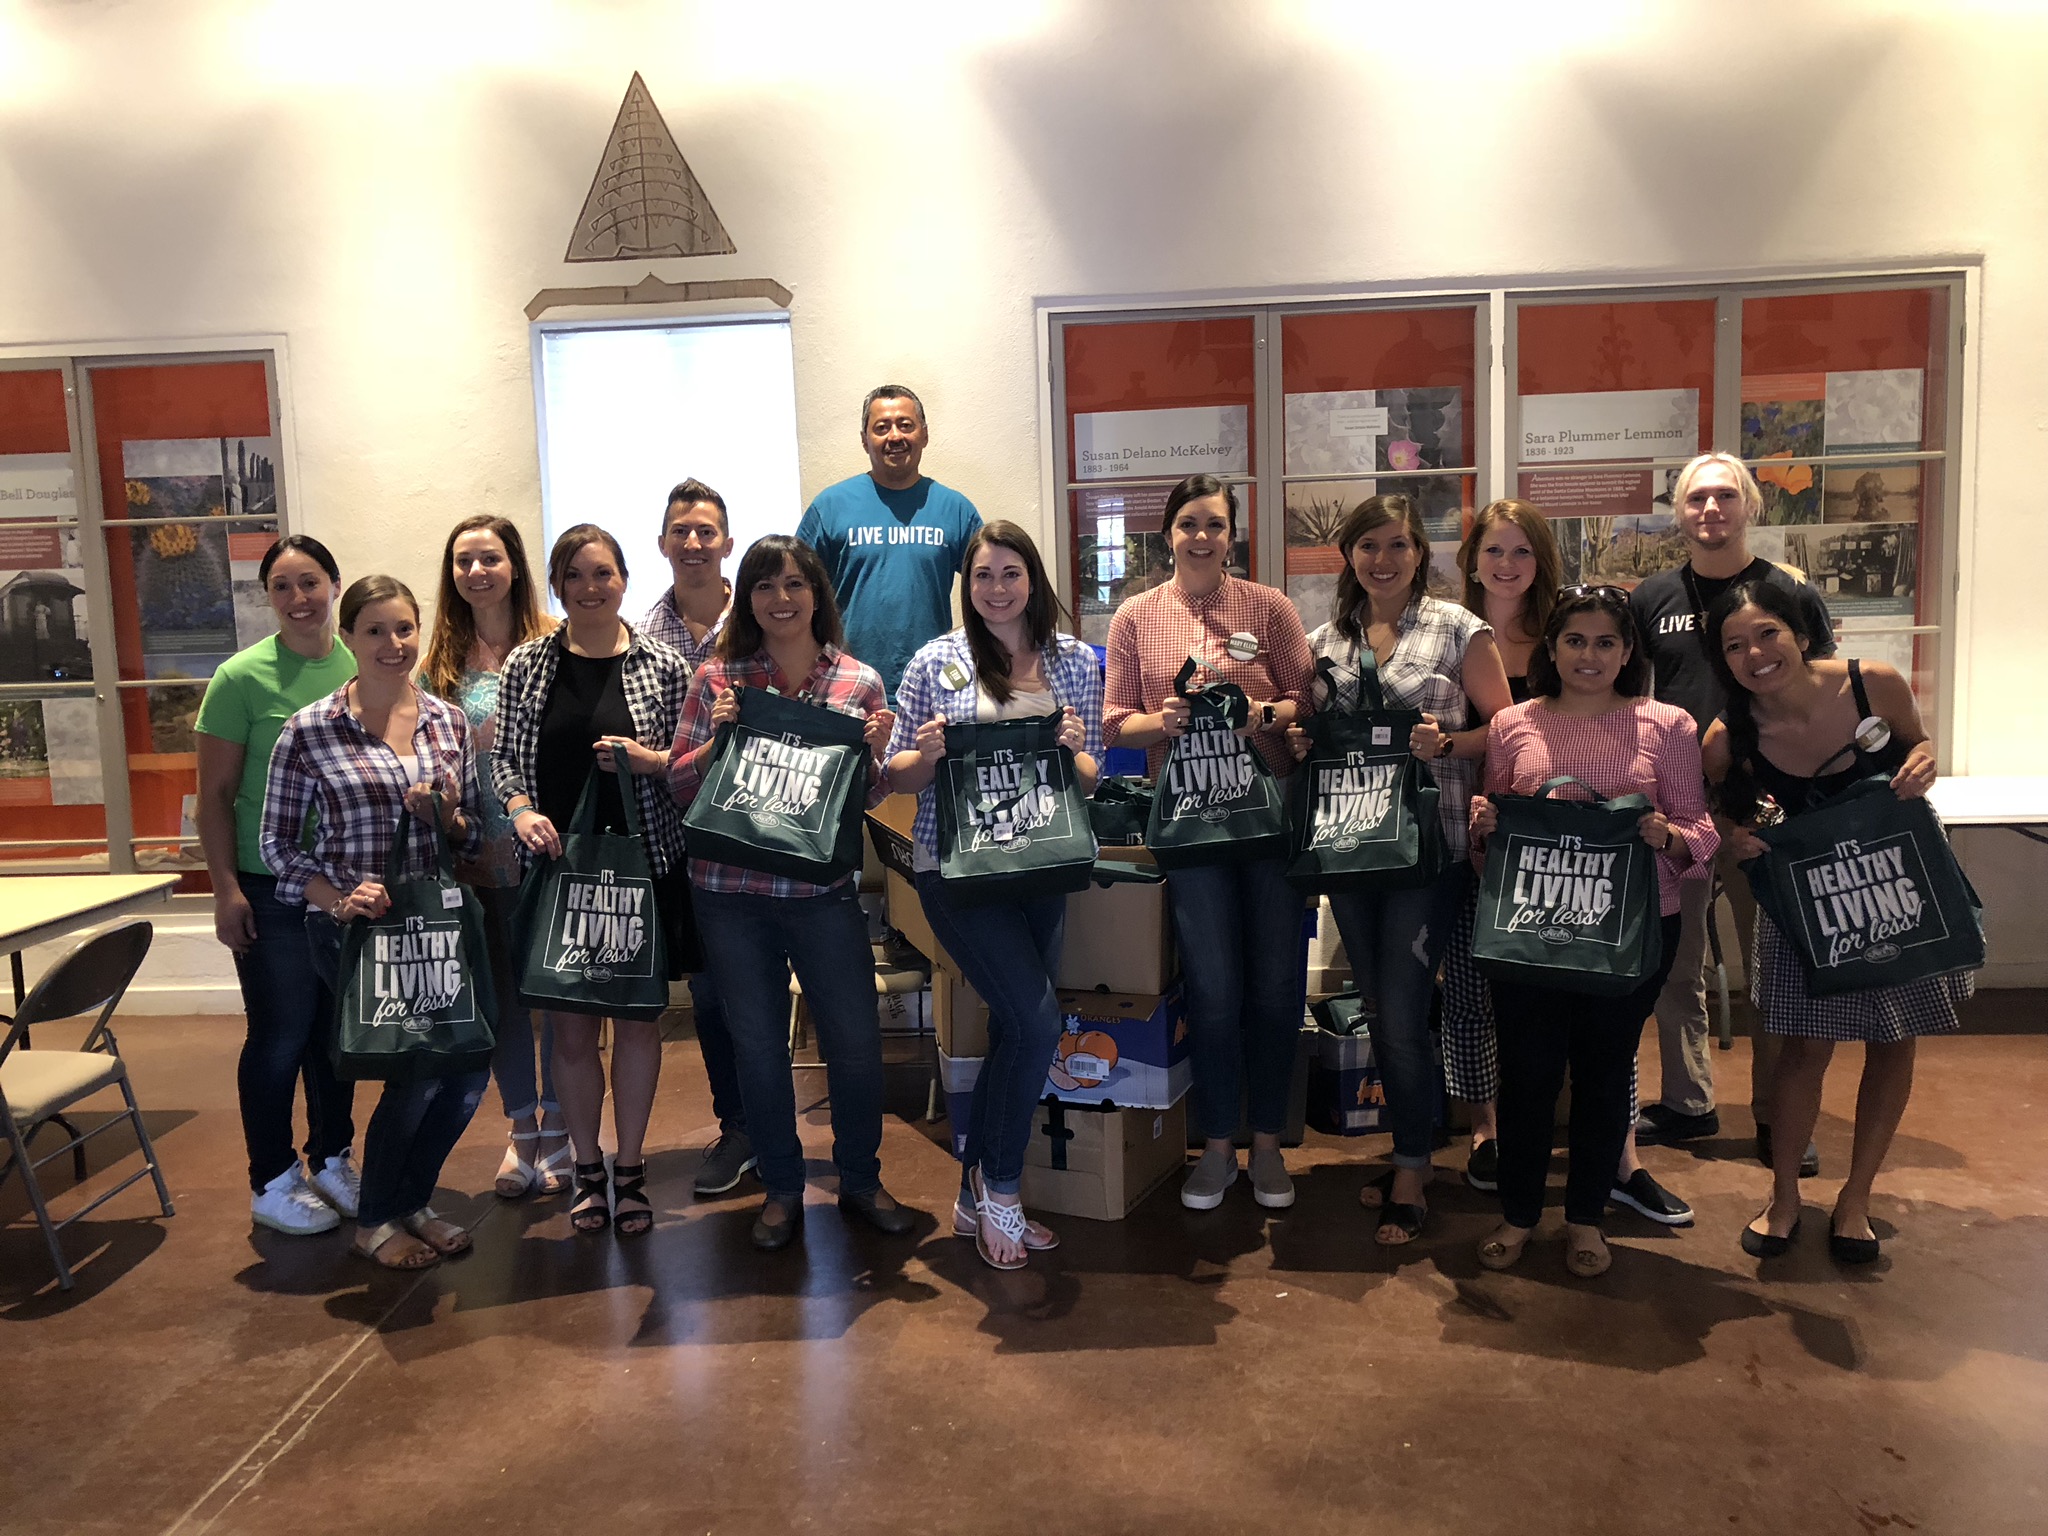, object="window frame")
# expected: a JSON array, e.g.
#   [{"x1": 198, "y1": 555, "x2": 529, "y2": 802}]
[
  {"x1": 1040, "y1": 269, "x2": 1972, "y2": 767},
  {"x1": 0, "y1": 338, "x2": 298, "y2": 875}
]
